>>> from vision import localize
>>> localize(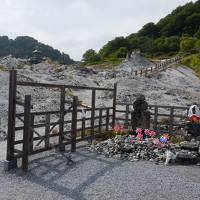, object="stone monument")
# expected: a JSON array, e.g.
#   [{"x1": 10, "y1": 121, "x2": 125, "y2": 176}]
[{"x1": 131, "y1": 94, "x2": 150, "y2": 130}]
